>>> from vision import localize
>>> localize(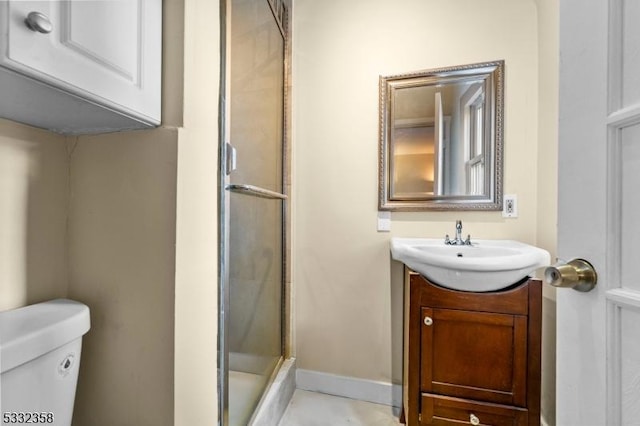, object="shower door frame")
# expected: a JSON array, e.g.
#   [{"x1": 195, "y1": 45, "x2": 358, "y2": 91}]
[{"x1": 217, "y1": 0, "x2": 292, "y2": 425}]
